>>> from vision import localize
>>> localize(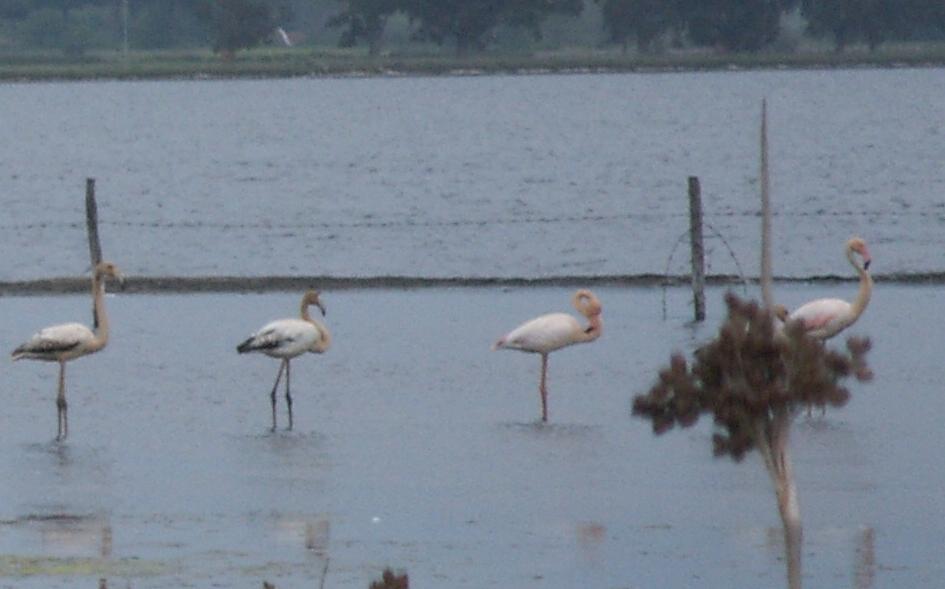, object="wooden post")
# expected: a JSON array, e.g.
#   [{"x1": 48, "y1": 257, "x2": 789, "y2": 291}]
[
  {"x1": 86, "y1": 178, "x2": 102, "y2": 267},
  {"x1": 688, "y1": 176, "x2": 706, "y2": 321}
]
